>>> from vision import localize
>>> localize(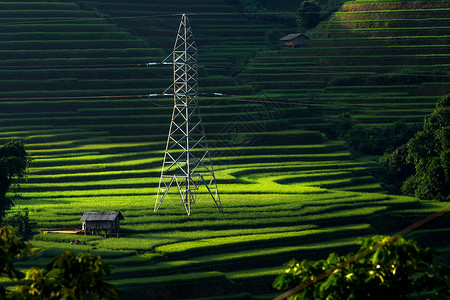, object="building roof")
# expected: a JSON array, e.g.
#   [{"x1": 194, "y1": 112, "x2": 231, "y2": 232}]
[
  {"x1": 279, "y1": 33, "x2": 310, "y2": 41},
  {"x1": 81, "y1": 211, "x2": 124, "y2": 221}
]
